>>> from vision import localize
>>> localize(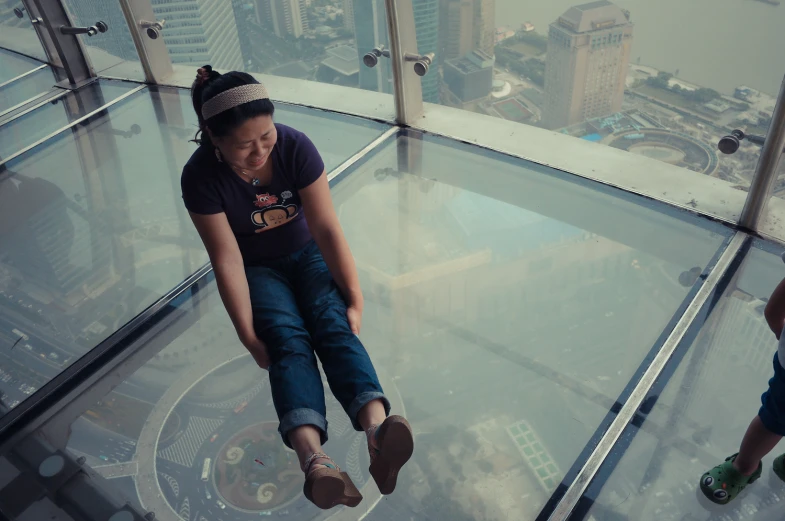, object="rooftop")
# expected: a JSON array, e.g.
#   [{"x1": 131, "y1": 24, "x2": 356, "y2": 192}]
[{"x1": 558, "y1": 0, "x2": 631, "y2": 33}]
